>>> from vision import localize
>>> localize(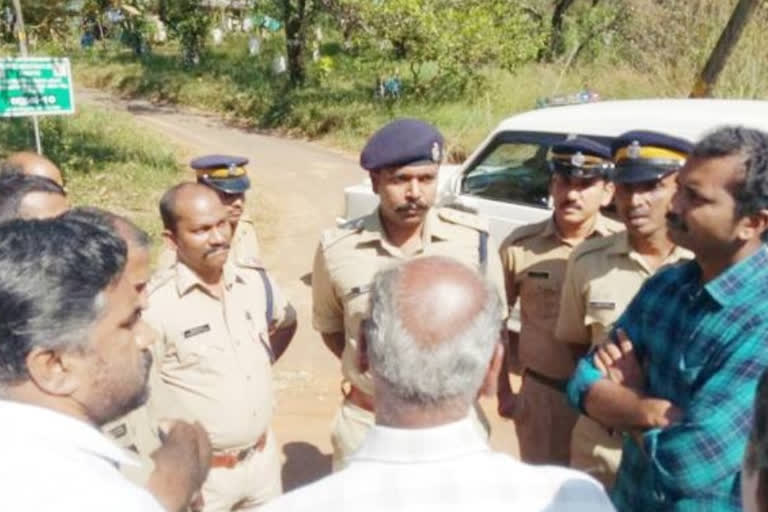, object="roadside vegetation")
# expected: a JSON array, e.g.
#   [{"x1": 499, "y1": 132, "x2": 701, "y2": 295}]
[
  {"x1": 4, "y1": 0, "x2": 768, "y2": 157},
  {"x1": 0, "y1": 107, "x2": 183, "y2": 251}
]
